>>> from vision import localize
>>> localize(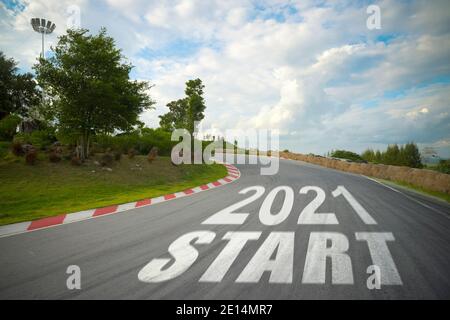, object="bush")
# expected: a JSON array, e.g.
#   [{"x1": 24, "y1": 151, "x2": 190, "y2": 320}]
[
  {"x1": 48, "y1": 151, "x2": 62, "y2": 163},
  {"x1": 435, "y1": 159, "x2": 450, "y2": 174},
  {"x1": 25, "y1": 149, "x2": 38, "y2": 165},
  {"x1": 14, "y1": 128, "x2": 56, "y2": 150},
  {"x1": 100, "y1": 153, "x2": 114, "y2": 167},
  {"x1": 128, "y1": 148, "x2": 137, "y2": 159},
  {"x1": 0, "y1": 141, "x2": 11, "y2": 159},
  {"x1": 147, "y1": 147, "x2": 158, "y2": 163},
  {"x1": 71, "y1": 156, "x2": 82, "y2": 166},
  {"x1": 331, "y1": 150, "x2": 363, "y2": 162},
  {"x1": 0, "y1": 114, "x2": 21, "y2": 141},
  {"x1": 11, "y1": 141, "x2": 24, "y2": 156},
  {"x1": 113, "y1": 151, "x2": 122, "y2": 161},
  {"x1": 95, "y1": 128, "x2": 176, "y2": 157}
]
